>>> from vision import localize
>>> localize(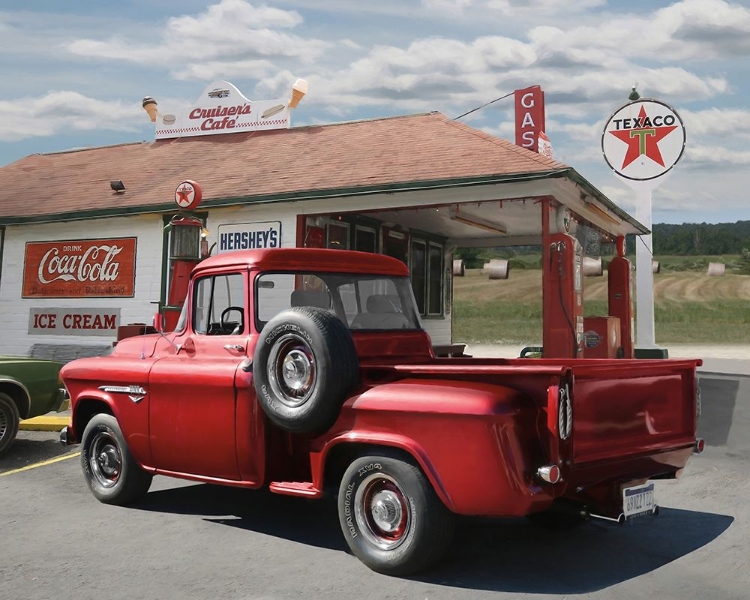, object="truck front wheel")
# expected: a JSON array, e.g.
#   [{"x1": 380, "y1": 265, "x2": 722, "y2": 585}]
[
  {"x1": 80, "y1": 414, "x2": 152, "y2": 505},
  {"x1": 337, "y1": 453, "x2": 455, "y2": 576}
]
